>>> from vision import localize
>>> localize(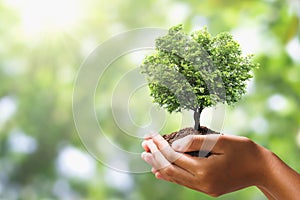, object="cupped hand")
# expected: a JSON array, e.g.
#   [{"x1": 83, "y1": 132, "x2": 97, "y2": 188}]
[{"x1": 141, "y1": 133, "x2": 269, "y2": 197}]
